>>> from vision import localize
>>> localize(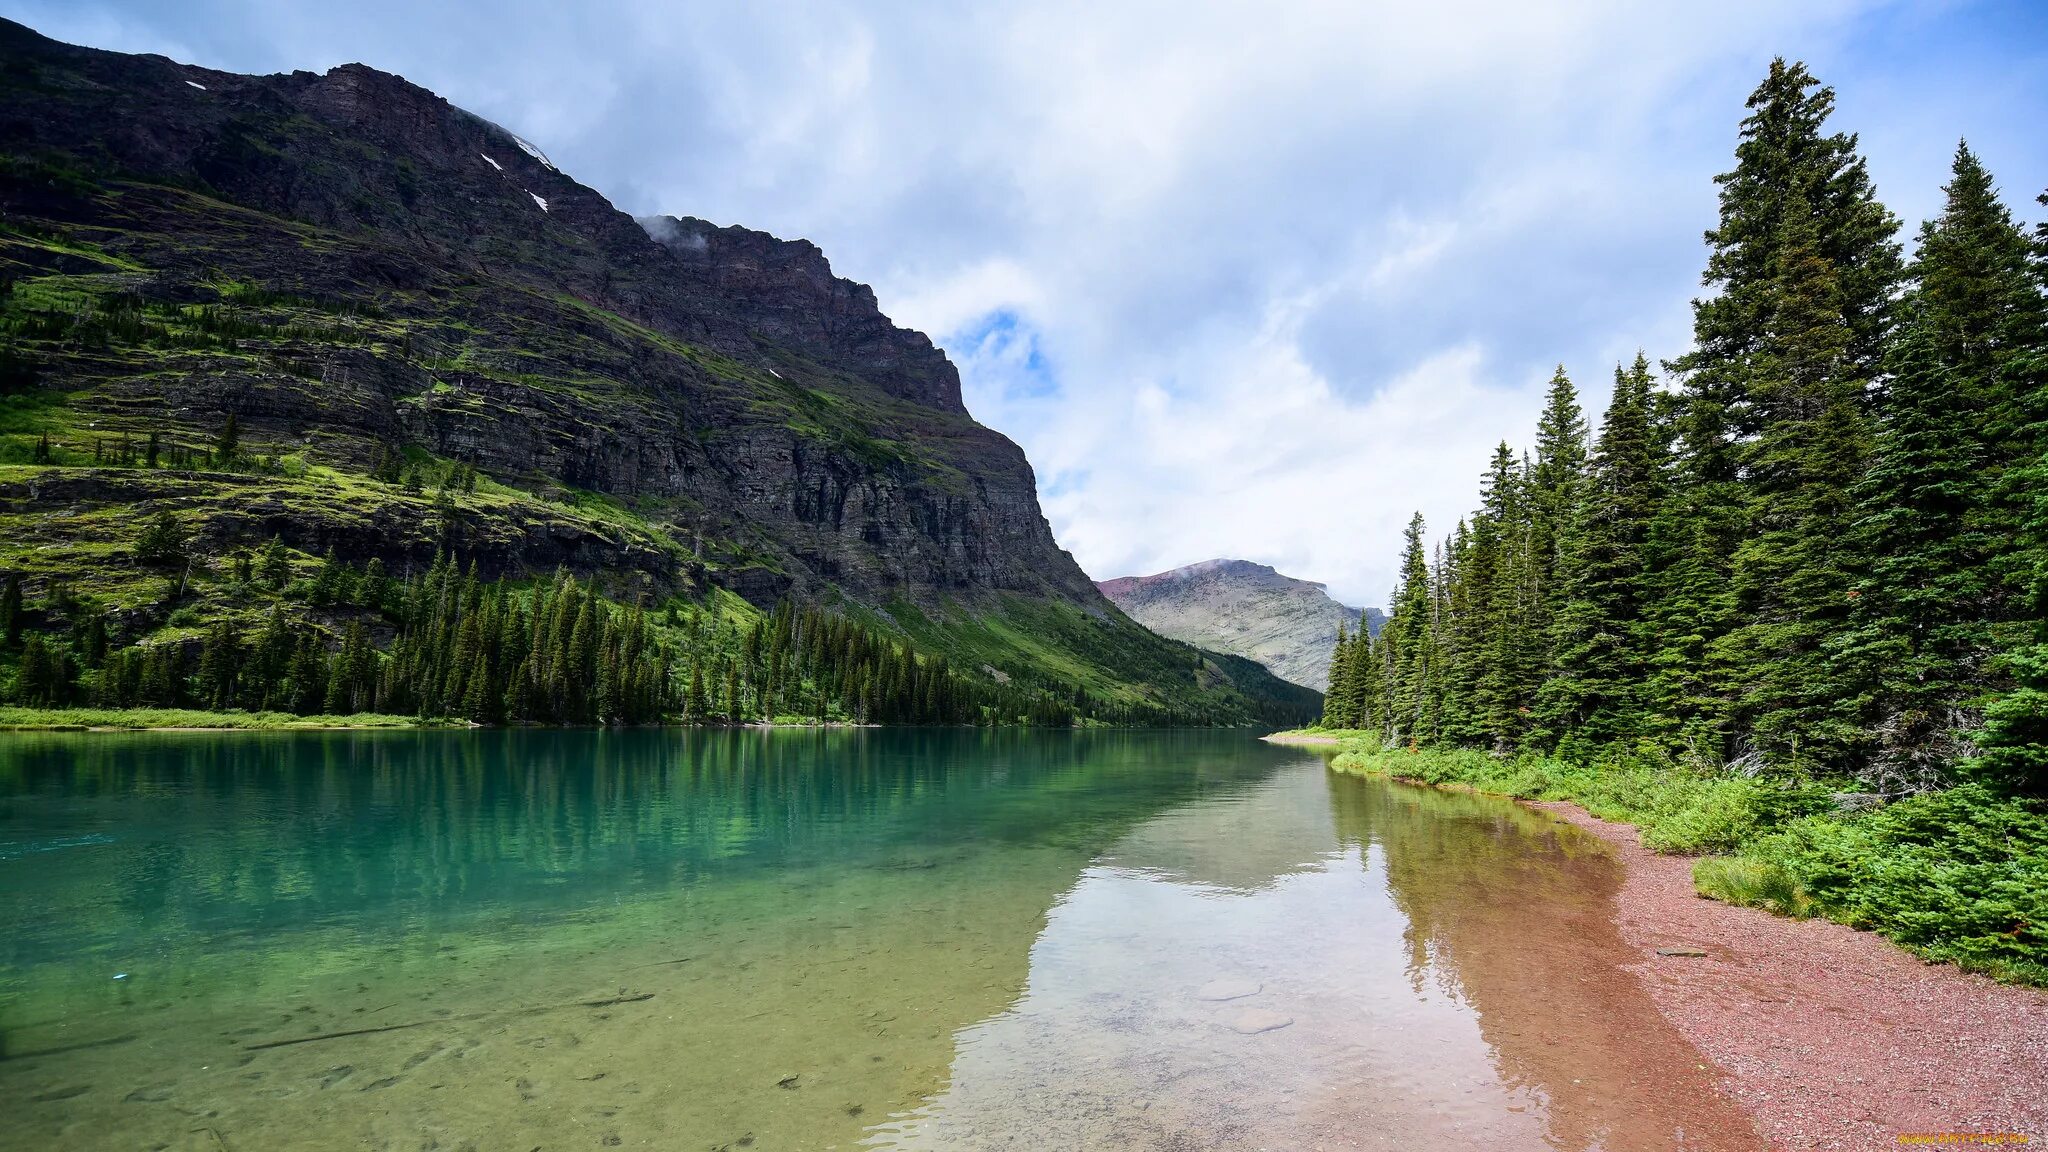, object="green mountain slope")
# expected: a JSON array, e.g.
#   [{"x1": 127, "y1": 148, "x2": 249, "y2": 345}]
[{"x1": 0, "y1": 20, "x2": 1319, "y2": 726}]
